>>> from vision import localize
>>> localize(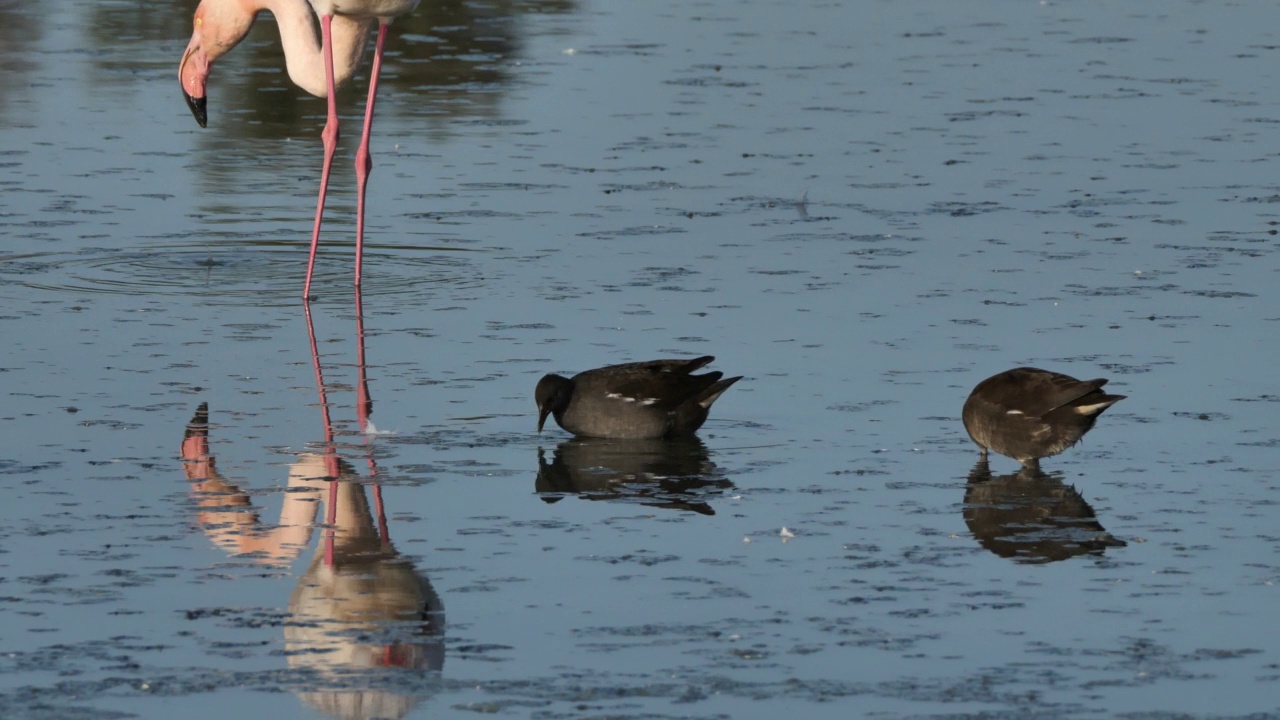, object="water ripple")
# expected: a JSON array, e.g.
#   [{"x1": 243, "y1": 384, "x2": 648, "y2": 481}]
[{"x1": 1, "y1": 242, "x2": 483, "y2": 306}]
